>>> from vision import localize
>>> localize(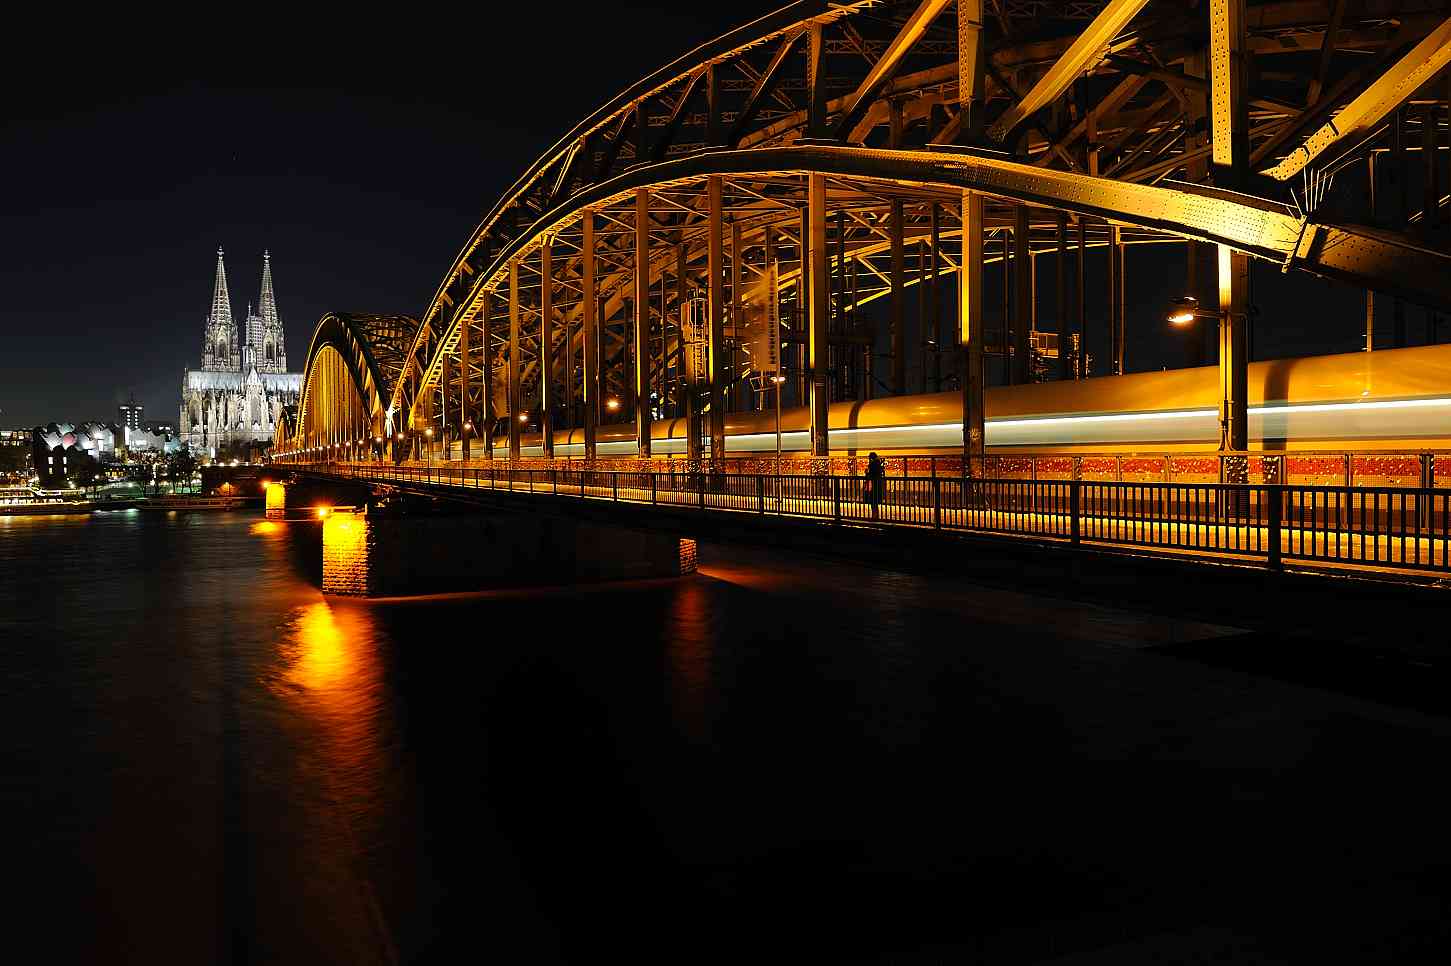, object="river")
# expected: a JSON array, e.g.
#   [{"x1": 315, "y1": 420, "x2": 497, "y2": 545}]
[{"x1": 5, "y1": 509, "x2": 1451, "y2": 963}]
